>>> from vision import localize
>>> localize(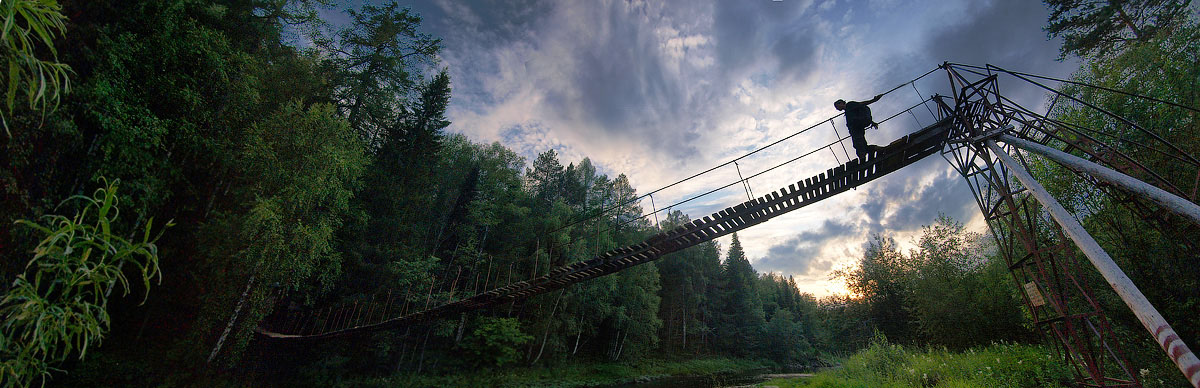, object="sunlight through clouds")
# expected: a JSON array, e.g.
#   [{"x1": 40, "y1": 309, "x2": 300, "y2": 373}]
[{"x1": 397, "y1": 0, "x2": 1080, "y2": 296}]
